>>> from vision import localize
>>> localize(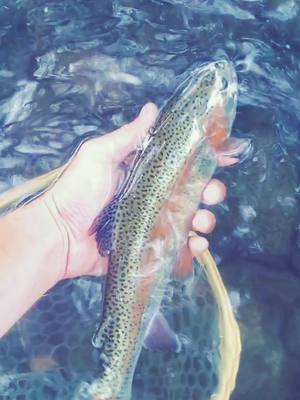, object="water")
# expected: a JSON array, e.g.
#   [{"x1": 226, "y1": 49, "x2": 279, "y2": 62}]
[{"x1": 0, "y1": 0, "x2": 300, "y2": 399}]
